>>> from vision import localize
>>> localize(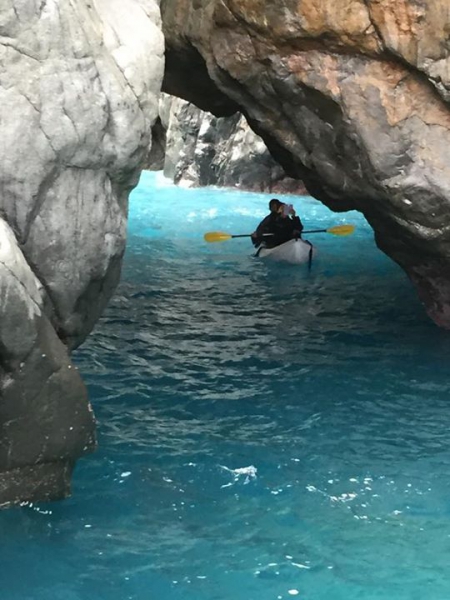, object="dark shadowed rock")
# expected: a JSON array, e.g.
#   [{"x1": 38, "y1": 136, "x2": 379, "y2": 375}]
[
  {"x1": 0, "y1": 218, "x2": 95, "y2": 506},
  {"x1": 153, "y1": 95, "x2": 307, "y2": 194}
]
